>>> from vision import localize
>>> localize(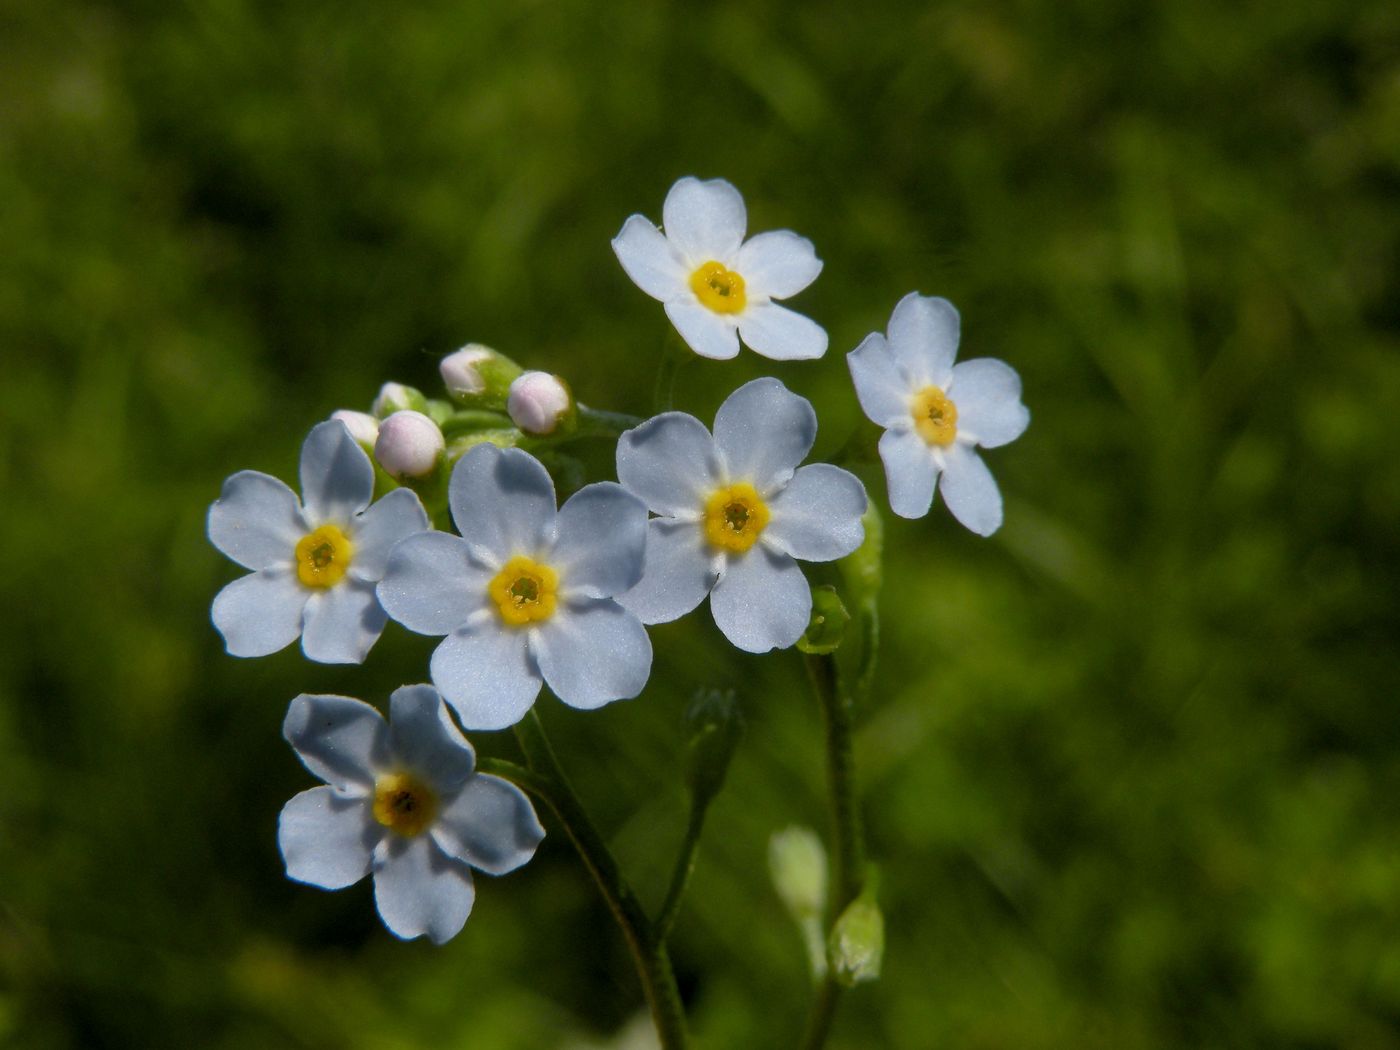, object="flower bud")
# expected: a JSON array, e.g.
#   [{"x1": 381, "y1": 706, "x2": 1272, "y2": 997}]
[
  {"x1": 507, "y1": 371, "x2": 574, "y2": 435},
  {"x1": 374, "y1": 410, "x2": 444, "y2": 479},
  {"x1": 371, "y1": 382, "x2": 428, "y2": 419},
  {"x1": 328, "y1": 409, "x2": 379, "y2": 449},
  {"x1": 797, "y1": 585, "x2": 851, "y2": 656},
  {"x1": 439, "y1": 343, "x2": 523, "y2": 405},
  {"x1": 684, "y1": 689, "x2": 744, "y2": 805},
  {"x1": 828, "y1": 888, "x2": 885, "y2": 987},
  {"x1": 839, "y1": 502, "x2": 884, "y2": 614},
  {"x1": 769, "y1": 826, "x2": 828, "y2": 920}
]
